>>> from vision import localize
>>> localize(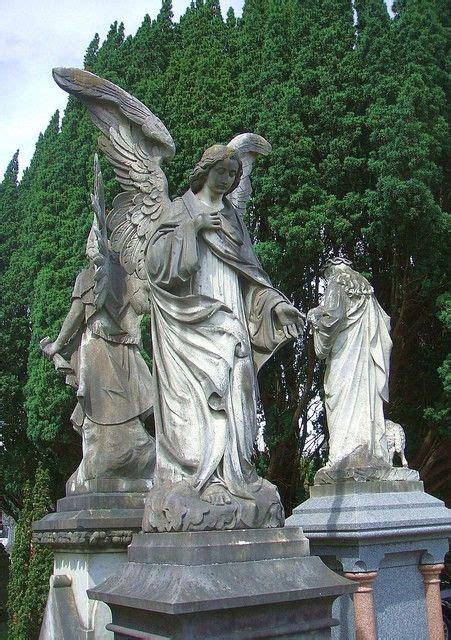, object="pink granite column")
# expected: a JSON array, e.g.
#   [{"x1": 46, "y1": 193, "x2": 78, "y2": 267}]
[
  {"x1": 344, "y1": 571, "x2": 378, "y2": 640},
  {"x1": 420, "y1": 563, "x2": 445, "y2": 640}
]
